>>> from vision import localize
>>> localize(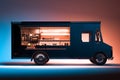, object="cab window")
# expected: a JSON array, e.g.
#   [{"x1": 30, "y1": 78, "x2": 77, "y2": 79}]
[{"x1": 81, "y1": 32, "x2": 90, "y2": 42}]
